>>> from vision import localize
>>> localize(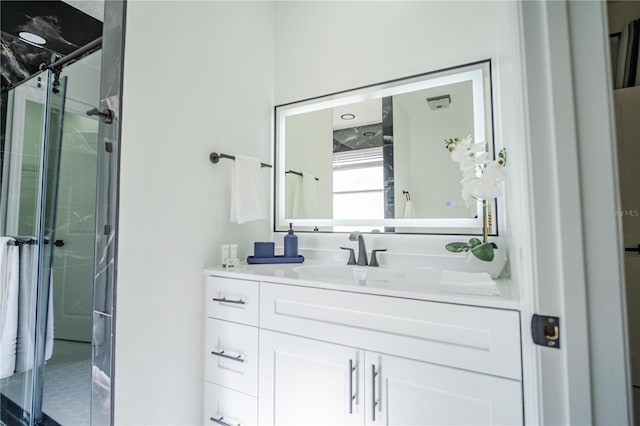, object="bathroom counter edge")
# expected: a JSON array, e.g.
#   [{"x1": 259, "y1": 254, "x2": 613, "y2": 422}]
[{"x1": 202, "y1": 263, "x2": 520, "y2": 311}]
